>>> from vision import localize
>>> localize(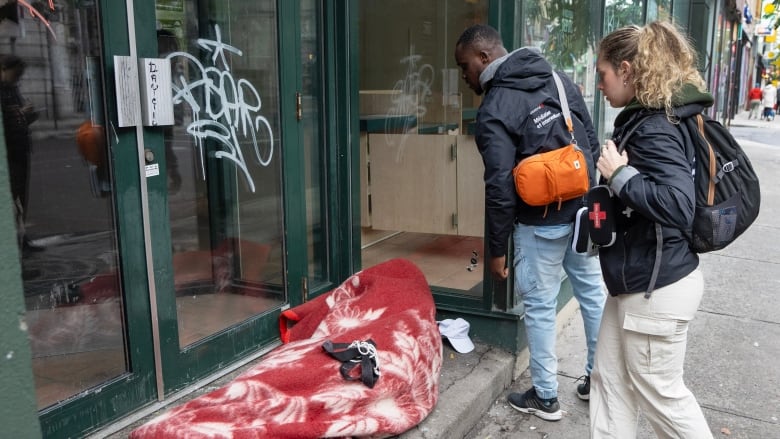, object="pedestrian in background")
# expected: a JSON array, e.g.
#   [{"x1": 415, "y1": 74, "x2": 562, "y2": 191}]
[
  {"x1": 592, "y1": 21, "x2": 714, "y2": 438},
  {"x1": 761, "y1": 82, "x2": 776, "y2": 121},
  {"x1": 454, "y1": 24, "x2": 605, "y2": 421},
  {"x1": 747, "y1": 83, "x2": 762, "y2": 119},
  {"x1": 0, "y1": 54, "x2": 40, "y2": 252}
]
